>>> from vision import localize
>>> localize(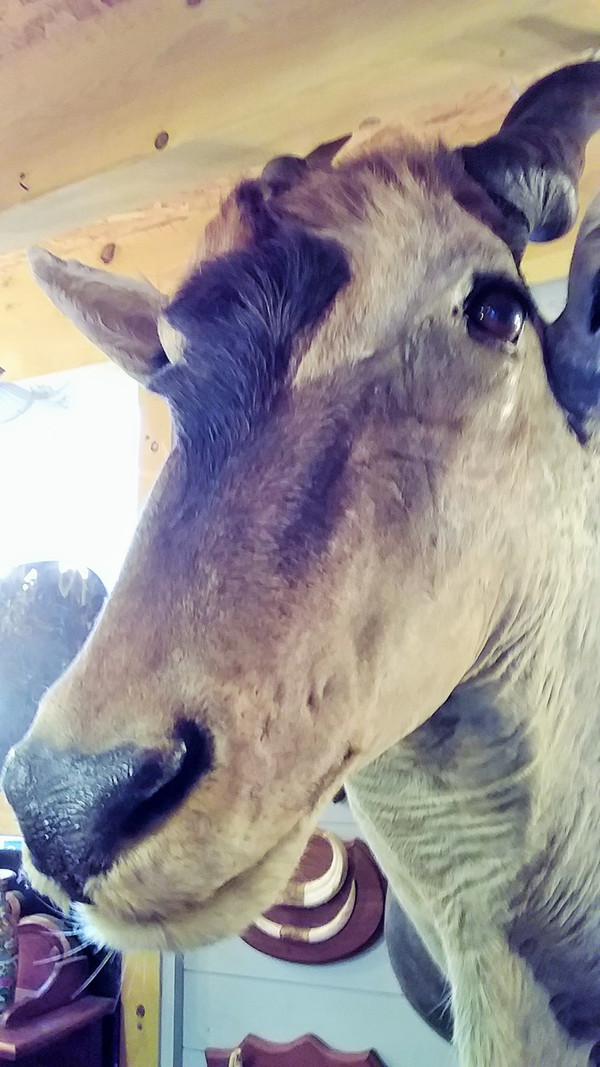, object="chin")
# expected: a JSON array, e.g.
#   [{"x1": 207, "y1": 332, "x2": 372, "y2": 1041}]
[{"x1": 25, "y1": 819, "x2": 314, "y2": 953}]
